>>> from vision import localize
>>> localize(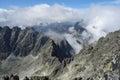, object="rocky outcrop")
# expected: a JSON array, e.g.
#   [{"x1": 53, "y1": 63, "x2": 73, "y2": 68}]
[
  {"x1": 0, "y1": 26, "x2": 74, "y2": 79},
  {"x1": 0, "y1": 26, "x2": 73, "y2": 61},
  {"x1": 1, "y1": 26, "x2": 120, "y2": 80},
  {"x1": 51, "y1": 30, "x2": 120, "y2": 80}
]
